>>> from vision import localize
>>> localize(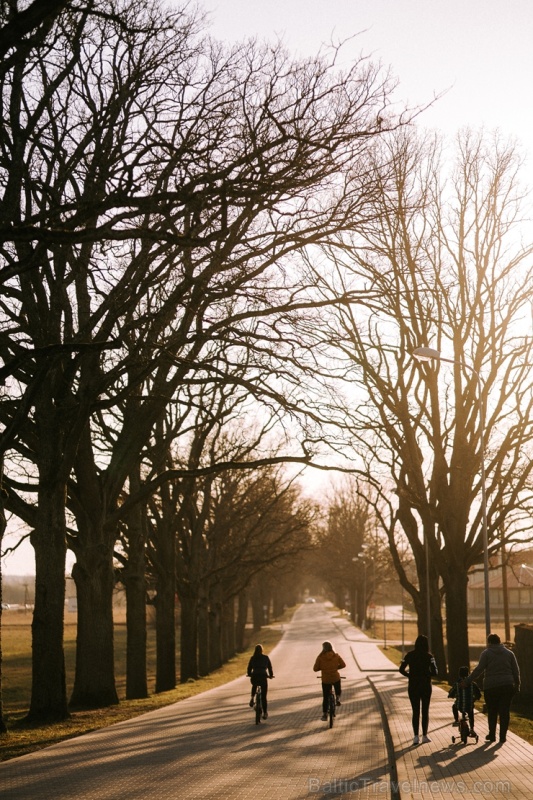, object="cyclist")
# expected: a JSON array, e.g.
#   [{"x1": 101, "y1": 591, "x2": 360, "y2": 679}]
[
  {"x1": 313, "y1": 641, "x2": 346, "y2": 720},
  {"x1": 247, "y1": 644, "x2": 274, "y2": 719}
]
